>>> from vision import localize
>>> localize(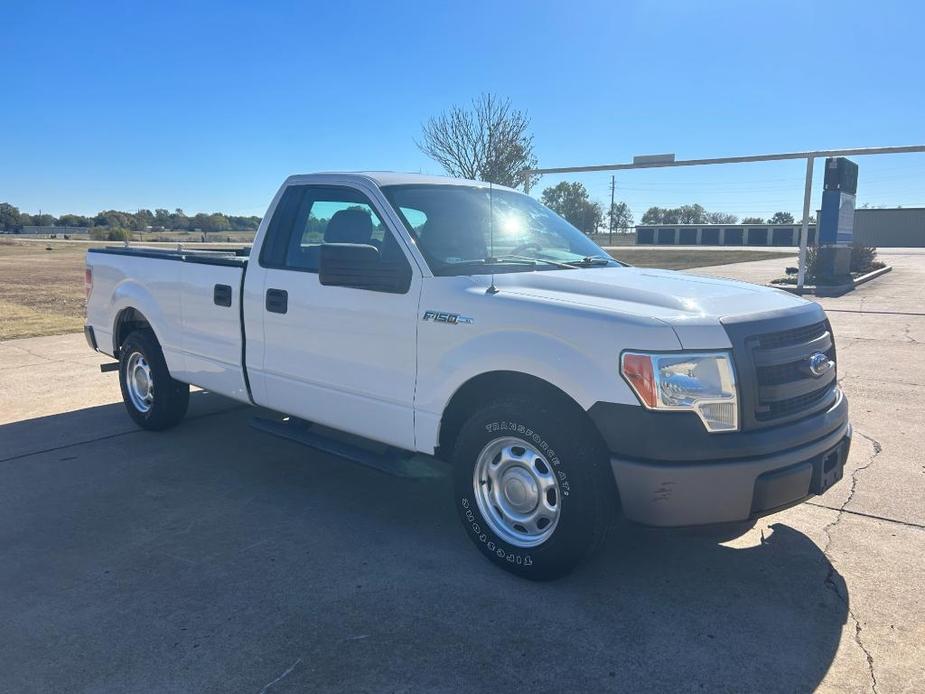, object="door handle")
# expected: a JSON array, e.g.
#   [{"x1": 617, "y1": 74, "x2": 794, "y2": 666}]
[
  {"x1": 213, "y1": 284, "x2": 232, "y2": 307},
  {"x1": 265, "y1": 288, "x2": 288, "y2": 314}
]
